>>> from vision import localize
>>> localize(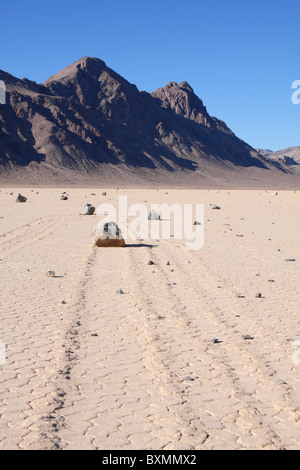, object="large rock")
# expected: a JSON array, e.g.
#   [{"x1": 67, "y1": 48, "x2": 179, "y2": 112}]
[
  {"x1": 80, "y1": 203, "x2": 95, "y2": 215},
  {"x1": 94, "y1": 222, "x2": 125, "y2": 247}
]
